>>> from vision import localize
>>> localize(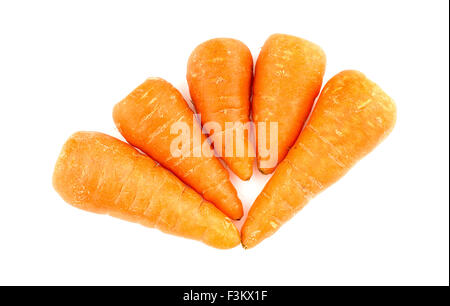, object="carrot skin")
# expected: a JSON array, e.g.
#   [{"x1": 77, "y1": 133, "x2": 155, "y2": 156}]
[
  {"x1": 187, "y1": 38, "x2": 255, "y2": 180},
  {"x1": 253, "y1": 34, "x2": 326, "y2": 174},
  {"x1": 113, "y1": 78, "x2": 243, "y2": 220},
  {"x1": 242, "y1": 70, "x2": 397, "y2": 249},
  {"x1": 52, "y1": 132, "x2": 241, "y2": 249}
]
